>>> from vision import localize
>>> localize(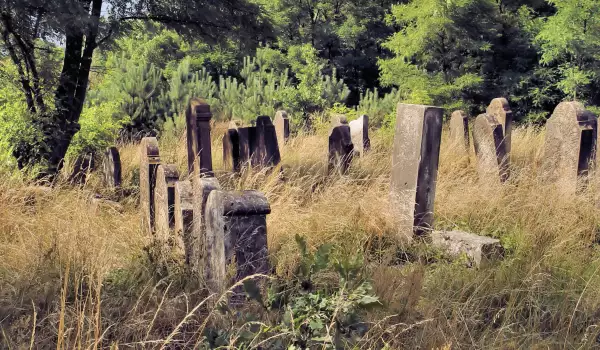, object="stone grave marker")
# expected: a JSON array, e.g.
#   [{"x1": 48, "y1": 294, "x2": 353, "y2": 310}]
[
  {"x1": 154, "y1": 164, "x2": 179, "y2": 243},
  {"x1": 203, "y1": 190, "x2": 271, "y2": 294},
  {"x1": 253, "y1": 116, "x2": 281, "y2": 167},
  {"x1": 449, "y1": 110, "x2": 469, "y2": 154},
  {"x1": 328, "y1": 124, "x2": 354, "y2": 174},
  {"x1": 186, "y1": 98, "x2": 213, "y2": 177},
  {"x1": 223, "y1": 128, "x2": 240, "y2": 172},
  {"x1": 431, "y1": 230, "x2": 504, "y2": 268},
  {"x1": 140, "y1": 137, "x2": 160, "y2": 232},
  {"x1": 390, "y1": 103, "x2": 443, "y2": 236},
  {"x1": 486, "y1": 98, "x2": 513, "y2": 155},
  {"x1": 69, "y1": 153, "x2": 95, "y2": 184},
  {"x1": 190, "y1": 177, "x2": 222, "y2": 280},
  {"x1": 542, "y1": 101, "x2": 598, "y2": 194},
  {"x1": 274, "y1": 110, "x2": 290, "y2": 152},
  {"x1": 472, "y1": 114, "x2": 509, "y2": 182},
  {"x1": 103, "y1": 147, "x2": 122, "y2": 189},
  {"x1": 349, "y1": 115, "x2": 370, "y2": 156},
  {"x1": 175, "y1": 180, "x2": 194, "y2": 262}
]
